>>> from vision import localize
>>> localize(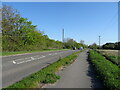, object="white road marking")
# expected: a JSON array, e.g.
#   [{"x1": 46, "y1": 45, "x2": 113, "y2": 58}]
[
  {"x1": 25, "y1": 59, "x2": 32, "y2": 62},
  {"x1": 16, "y1": 61, "x2": 25, "y2": 64},
  {"x1": 12, "y1": 61, "x2": 16, "y2": 64},
  {"x1": 41, "y1": 55, "x2": 45, "y2": 58},
  {"x1": 12, "y1": 55, "x2": 46, "y2": 65},
  {"x1": 31, "y1": 57, "x2": 35, "y2": 60},
  {"x1": 52, "y1": 53, "x2": 57, "y2": 55},
  {"x1": 55, "y1": 53, "x2": 57, "y2": 55}
]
